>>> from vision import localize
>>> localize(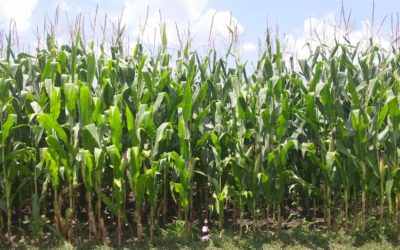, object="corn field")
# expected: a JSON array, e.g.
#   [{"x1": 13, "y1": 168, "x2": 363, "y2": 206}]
[{"x1": 0, "y1": 26, "x2": 400, "y2": 245}]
